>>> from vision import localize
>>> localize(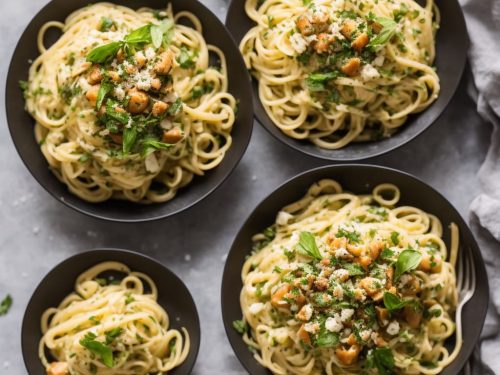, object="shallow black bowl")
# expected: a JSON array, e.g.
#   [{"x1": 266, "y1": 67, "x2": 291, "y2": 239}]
[
  {"x1": 6, "y1": 0, "x2": 253, "y2": 222},
  {"x1": 225, "y1": 0, "x2": 467, "y2": 160},
  {"x1": 22, "y1": 248, "x2": 200, "y2": 375},
  {"x1": 221, "y1": 164, "x2": 488, "y2": 374}
]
